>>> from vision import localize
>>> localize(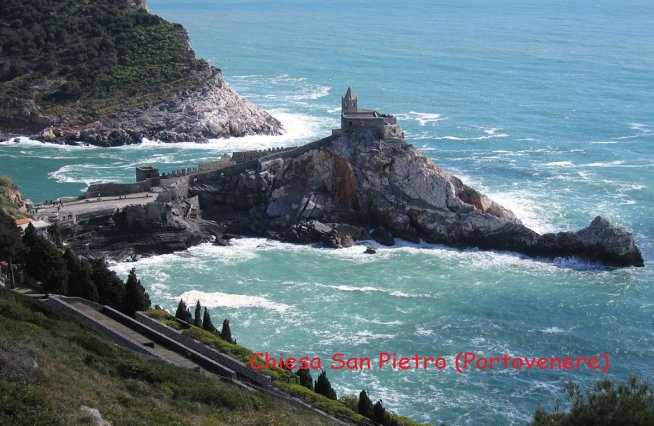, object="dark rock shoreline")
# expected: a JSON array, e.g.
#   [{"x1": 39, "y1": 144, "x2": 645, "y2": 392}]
[{"x1": 63, "y1": 132, "x2": 644, "y2": 268}]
